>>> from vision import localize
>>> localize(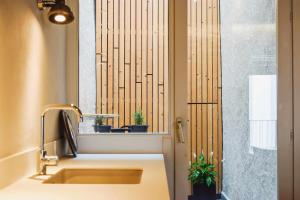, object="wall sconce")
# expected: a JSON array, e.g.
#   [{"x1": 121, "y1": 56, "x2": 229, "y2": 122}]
[{"x1": 37, "y1": 0, "x2": 74, "y2": 25}]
